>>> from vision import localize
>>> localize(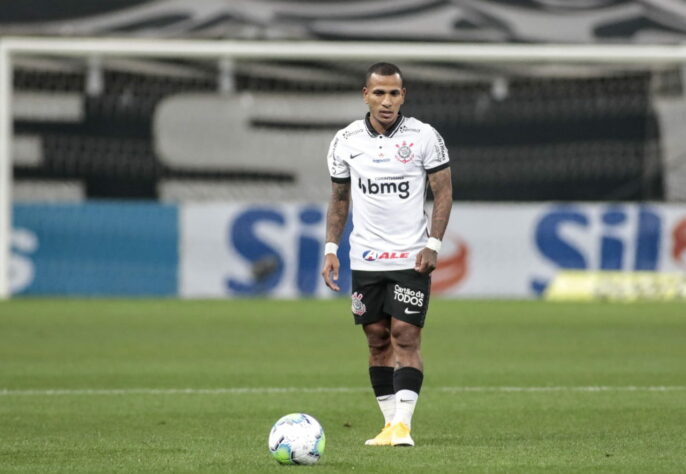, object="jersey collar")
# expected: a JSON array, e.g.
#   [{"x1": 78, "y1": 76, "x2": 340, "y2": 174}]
[{"x1": 364, "y1": 112, "x2": 404, "y2": 138}]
